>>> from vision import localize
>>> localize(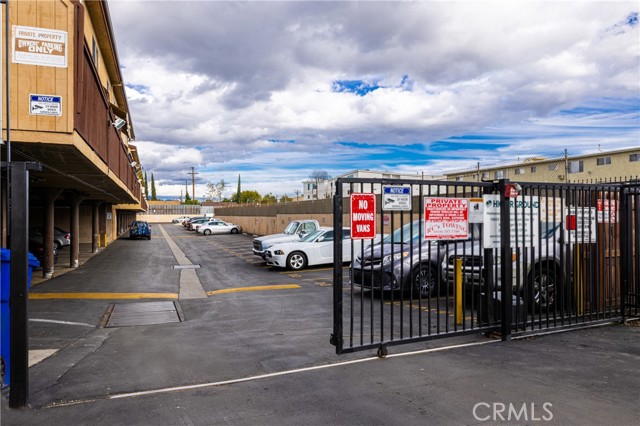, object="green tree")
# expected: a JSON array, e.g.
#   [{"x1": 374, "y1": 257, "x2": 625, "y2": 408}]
[
  {"x1": 239, "y1": 190, "x2": 261, "y2": 204},
  {"x1": 151, "y1": 173, "x2": 157, "y2": 201},
  {"x1": 279, "y1": 194, "x2": 293, "y2": 203},
  {"x1": 262, "y1": 193, "x2": 277, "y2": 204},
  {"x1": 236, "y1": 174, "x2": 241, "y2": 203},
  {"x1": 144, "y1": 171, "x2": 149, "y2": 199},
  {"x1": 185, "y1": 190, "x2": 191, "y2": 203}
]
